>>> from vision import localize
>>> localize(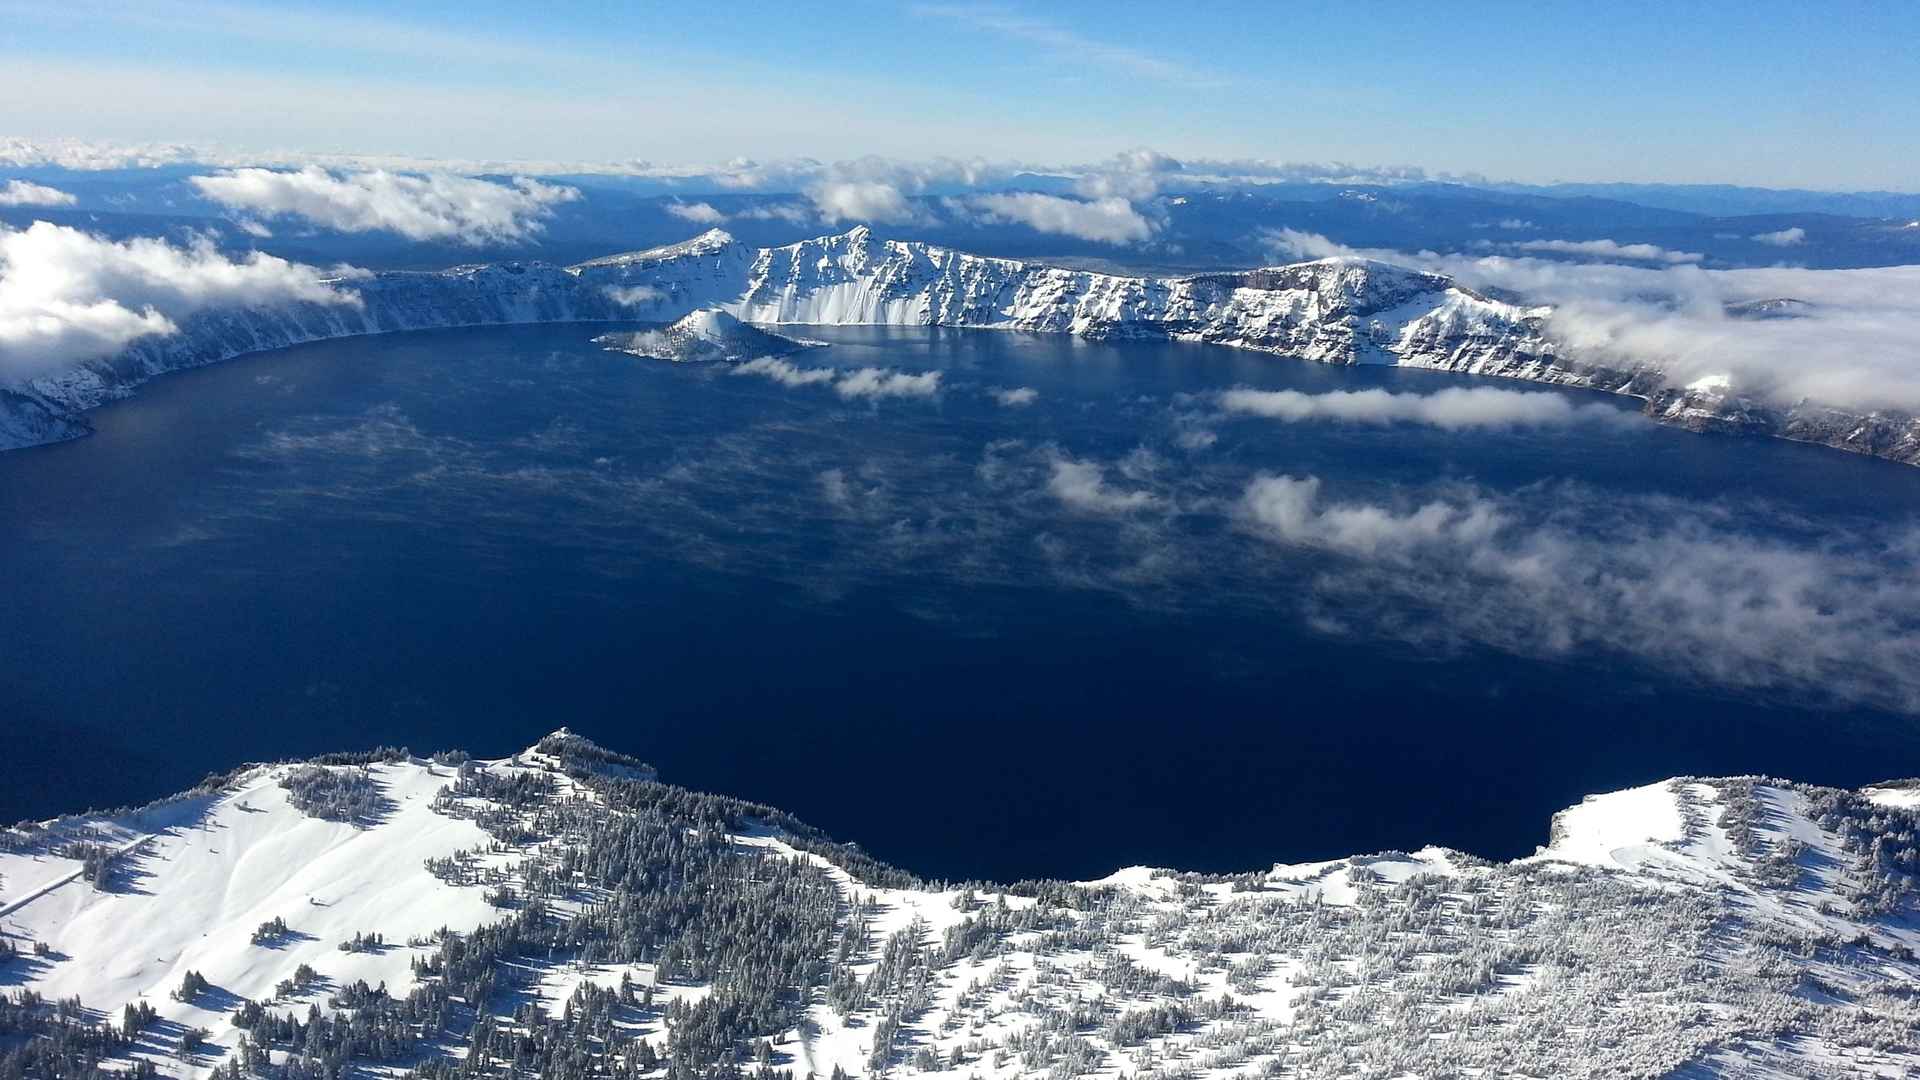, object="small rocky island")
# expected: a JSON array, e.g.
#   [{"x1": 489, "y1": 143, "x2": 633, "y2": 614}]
[{"x1": 594, "y1": 307, "x2": 822, "y2": 363}]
